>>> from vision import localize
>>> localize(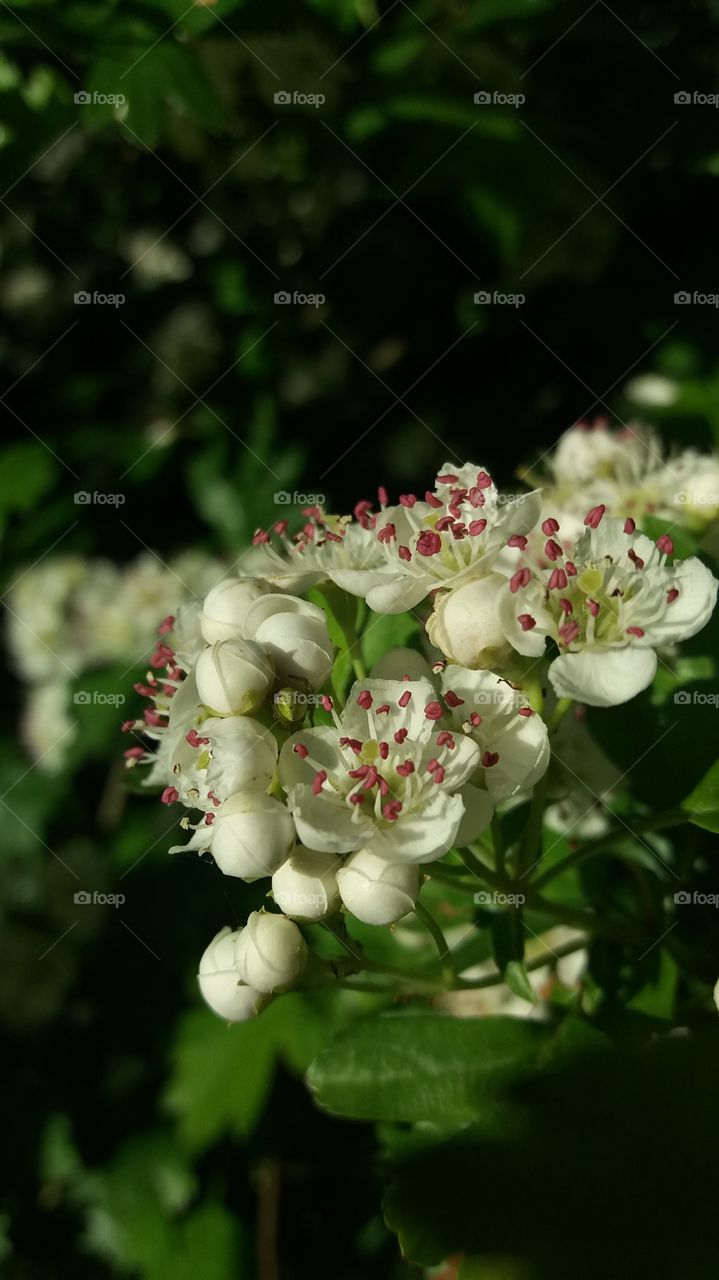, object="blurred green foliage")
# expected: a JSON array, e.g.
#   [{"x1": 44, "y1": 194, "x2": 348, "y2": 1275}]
[{"x1": 3, "y1": 0, "x2": 719, "y2": 1276}]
